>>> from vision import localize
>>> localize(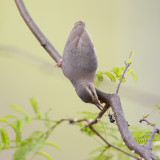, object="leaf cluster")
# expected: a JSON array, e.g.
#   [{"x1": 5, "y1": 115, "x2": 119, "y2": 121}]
[
  {"x1": 0, "y1": 97, "x2": 61, "y2": 160},
  {"x1": 95, "y1": 51, "x2": 137, "y2": 87}
]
